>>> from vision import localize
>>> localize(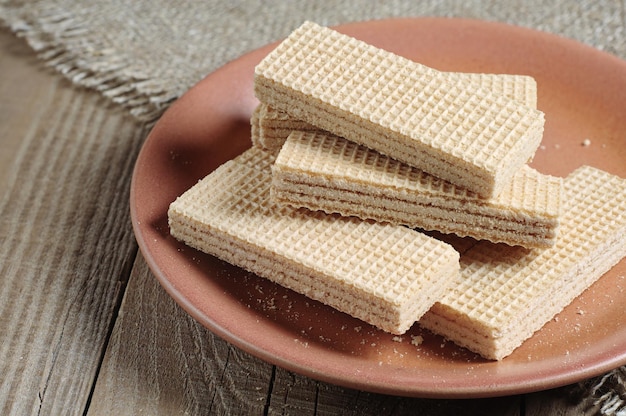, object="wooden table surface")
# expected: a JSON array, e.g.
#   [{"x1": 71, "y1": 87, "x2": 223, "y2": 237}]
[{"x1": 0, "y1": 26, "x2": 609, "y2": 415}]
